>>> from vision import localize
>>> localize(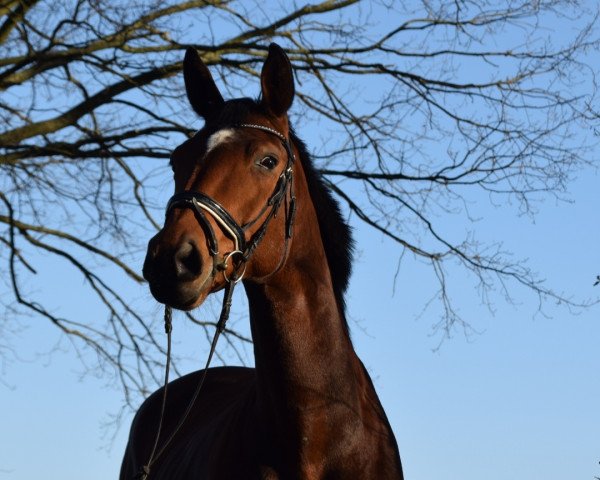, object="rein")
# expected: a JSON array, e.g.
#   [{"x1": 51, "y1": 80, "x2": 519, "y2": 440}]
[{"x1": 135, "y1": 123, "x2": 295, "y2": 480}]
